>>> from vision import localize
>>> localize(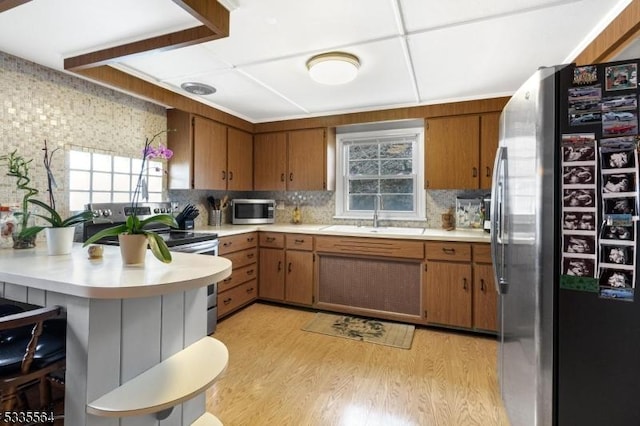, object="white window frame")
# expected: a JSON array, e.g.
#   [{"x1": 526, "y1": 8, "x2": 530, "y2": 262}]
[{"x1": 335, "y1": 127, "x2": 425, "y2": 221}]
